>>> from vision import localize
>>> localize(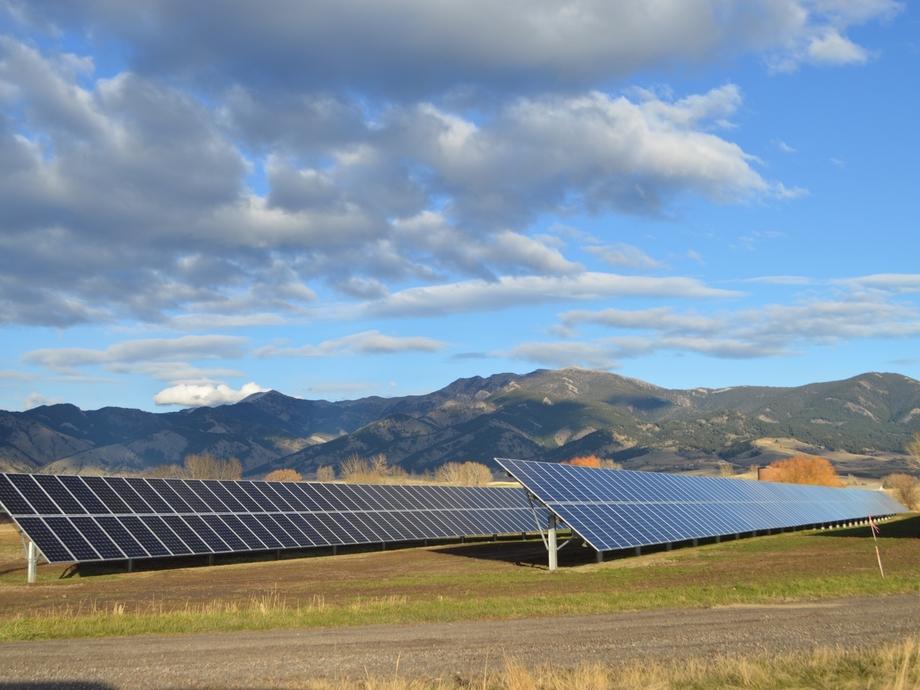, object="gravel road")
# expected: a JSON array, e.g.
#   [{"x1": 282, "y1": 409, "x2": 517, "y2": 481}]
[{"x1": 1, "y1": 594, "x2": 917, "y2": 689}]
